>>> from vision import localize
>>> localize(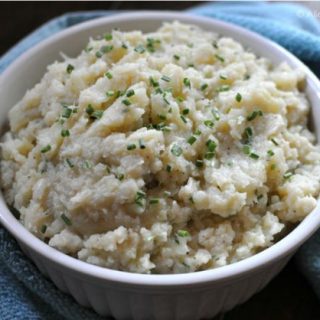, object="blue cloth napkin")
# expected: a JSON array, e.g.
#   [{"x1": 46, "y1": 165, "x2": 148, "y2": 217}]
[{"x1": 1, "y1": 2, "x2": 320, "y2": 319}]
